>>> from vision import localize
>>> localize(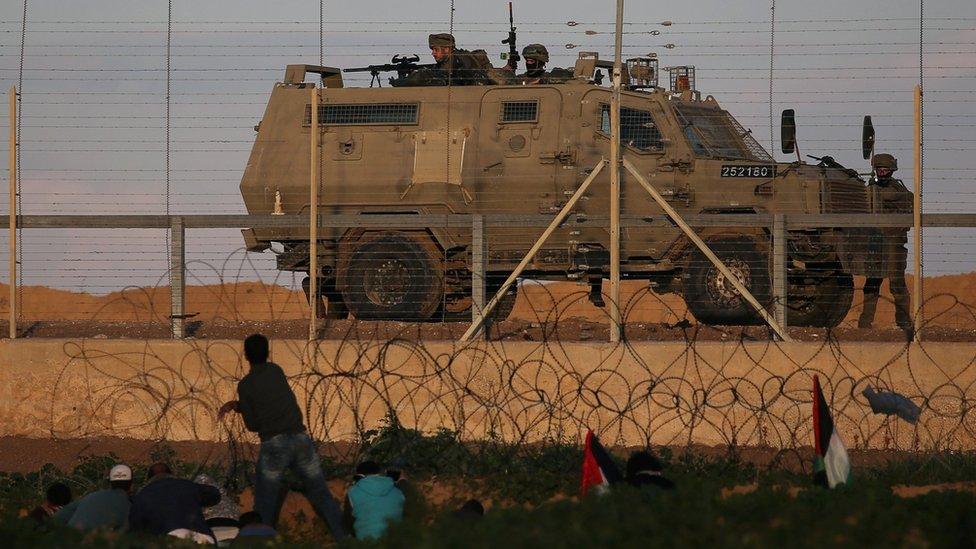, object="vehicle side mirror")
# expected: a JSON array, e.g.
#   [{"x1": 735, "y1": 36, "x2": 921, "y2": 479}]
[
  {"x1": 862, "y1": 115, "x2": 875, "y2": 160},
  {"x1": 781, "y1": 109, "x2": 796, "y2": 155}
]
